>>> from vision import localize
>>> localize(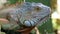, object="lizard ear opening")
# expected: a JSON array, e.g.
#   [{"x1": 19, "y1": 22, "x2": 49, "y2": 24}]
[{"x1": 6, "y1": 13, "x2": 11, "y2": 21}]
